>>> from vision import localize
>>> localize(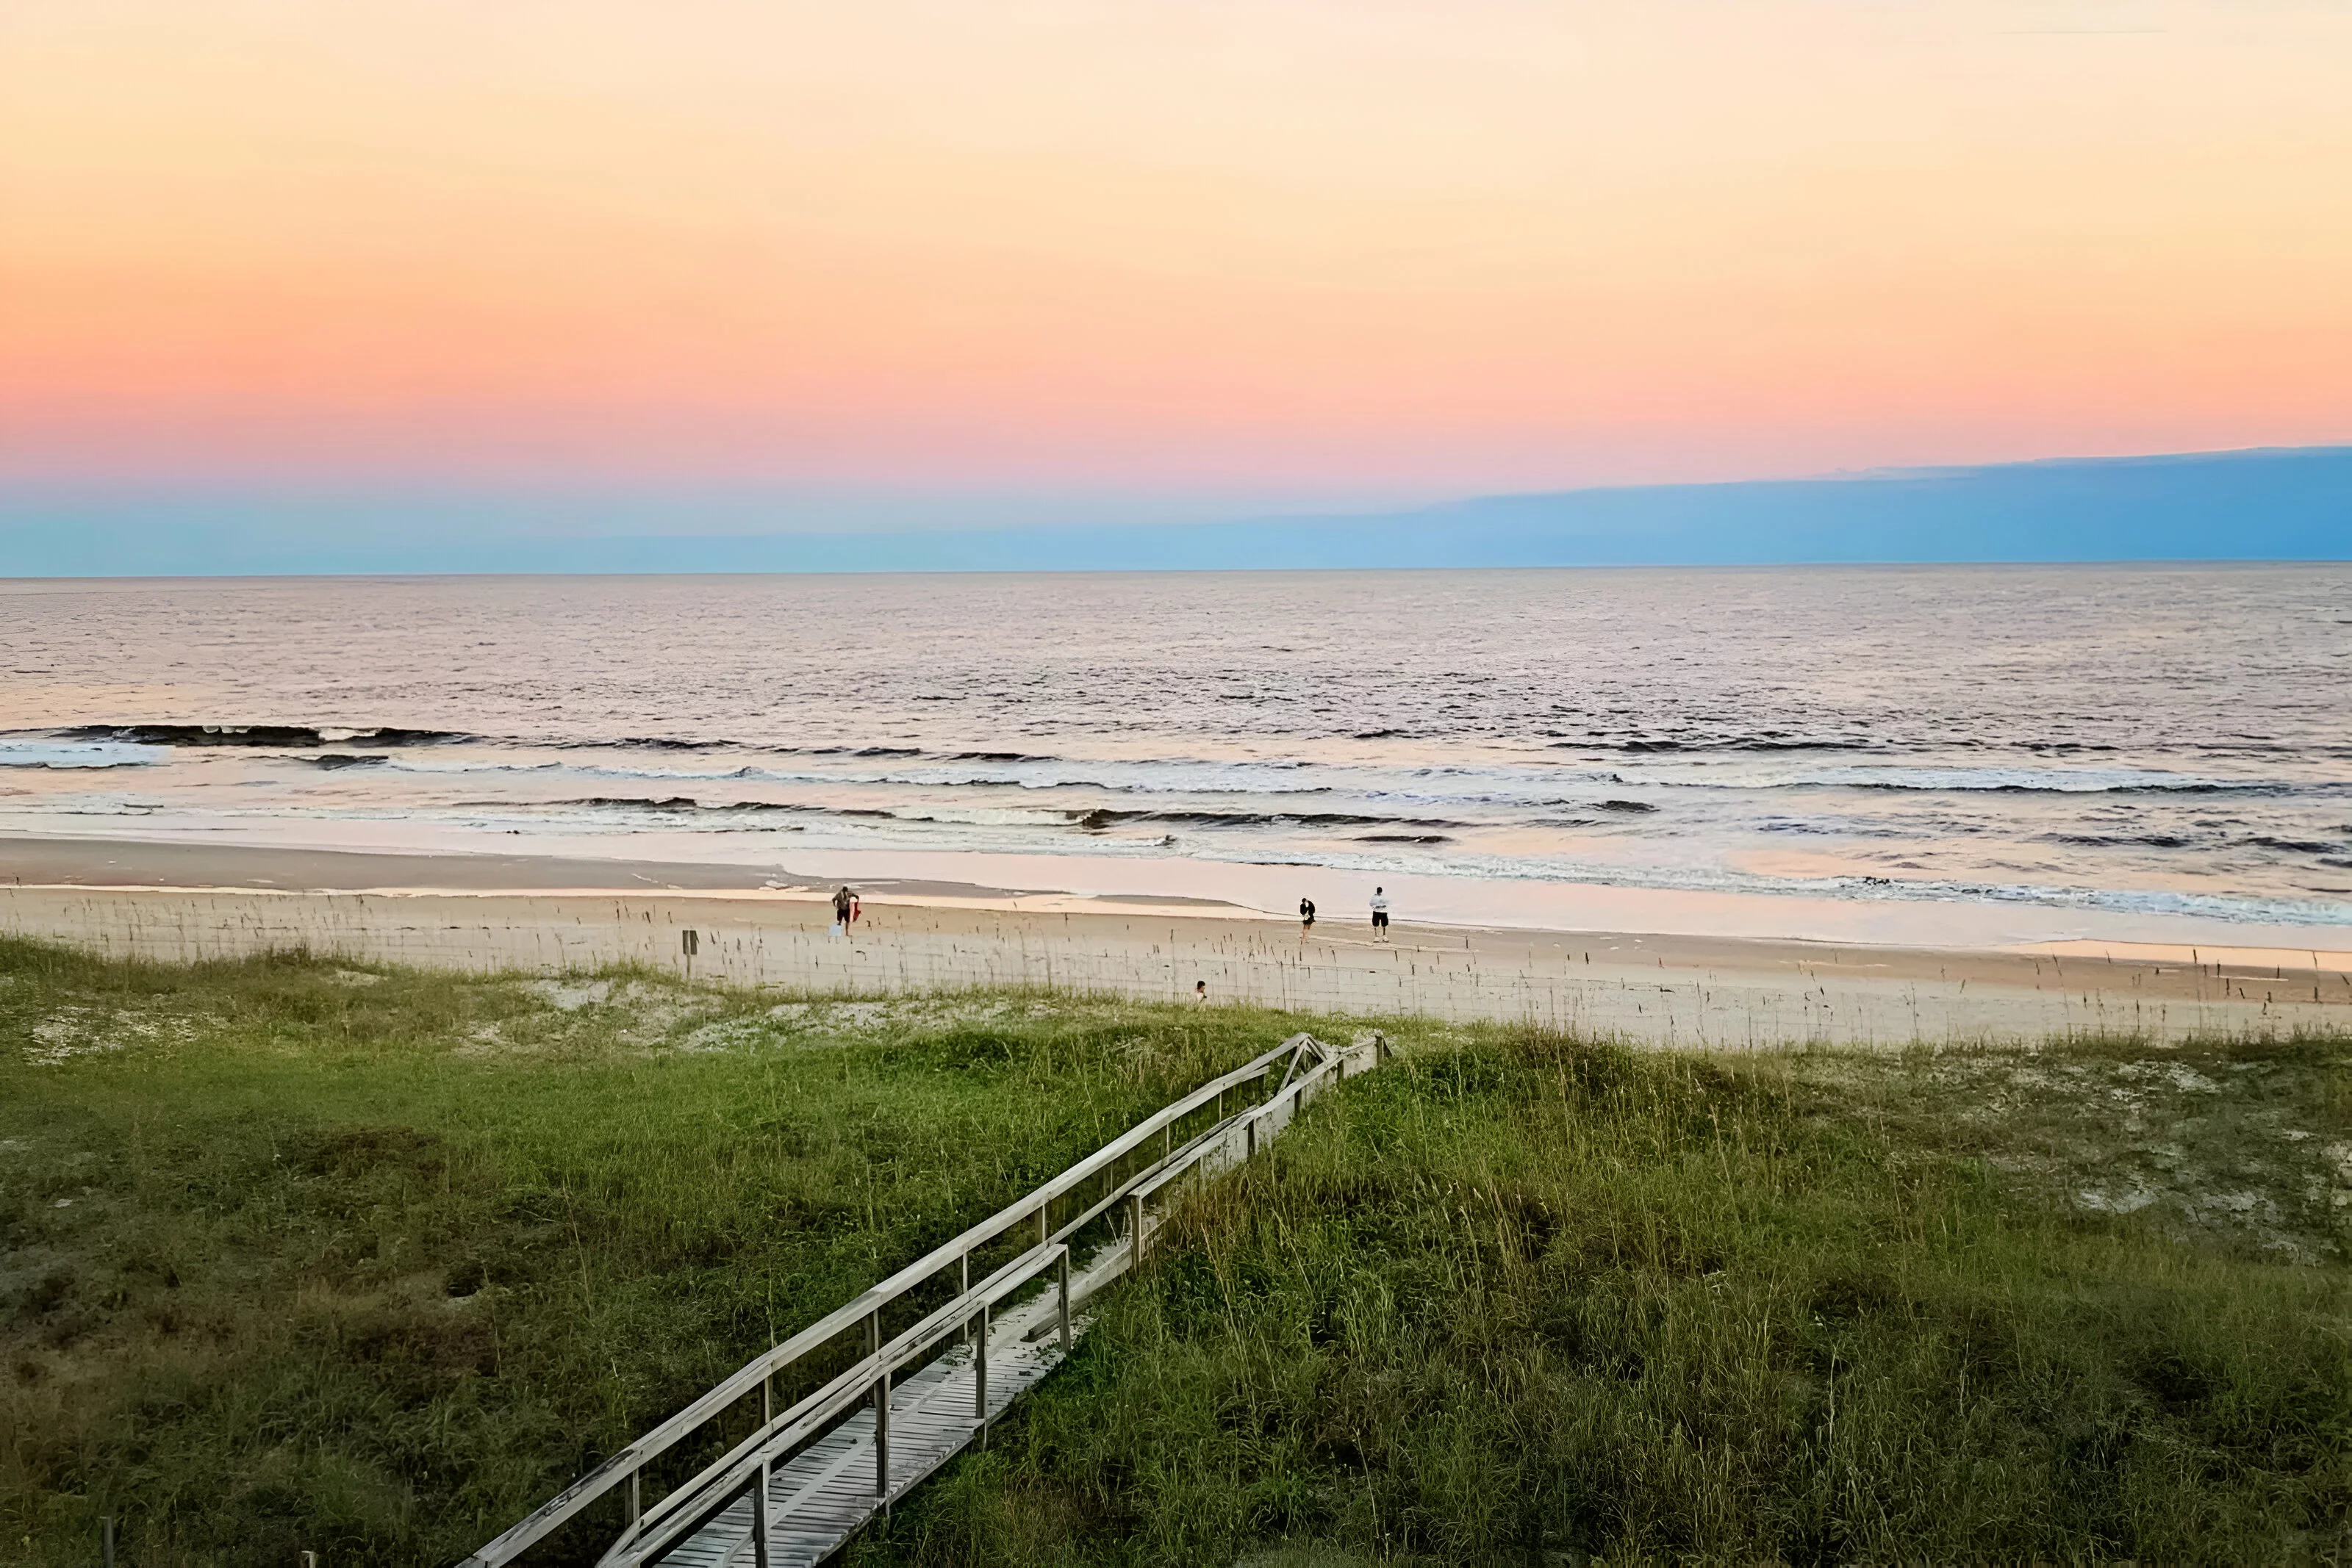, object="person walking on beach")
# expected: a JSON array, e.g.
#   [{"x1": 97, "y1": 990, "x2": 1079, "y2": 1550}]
[
  {"x1": 1370, "y1": 886, "x2": 1391, "y2": 939},
  {"x1": 831, "y1": 885, "x2": 853, "y2": 937},
  {"x1": 1299, "y1": 896, "x2": 1316, "y2": 932}
]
